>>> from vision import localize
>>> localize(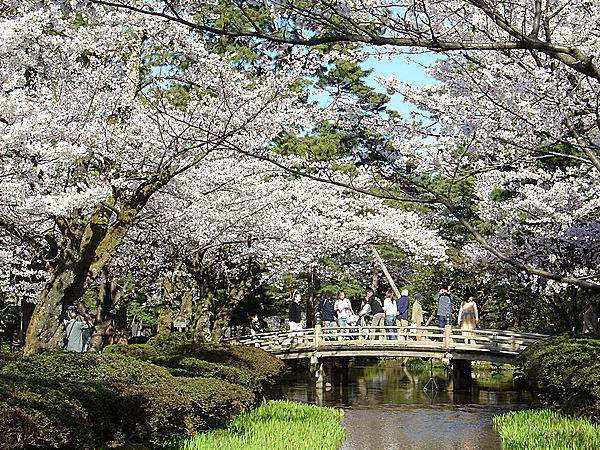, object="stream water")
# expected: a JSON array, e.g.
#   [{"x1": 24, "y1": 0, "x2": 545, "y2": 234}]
[{"x1": 266, "y1": 361, "x2": 530, "y2": 450}]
